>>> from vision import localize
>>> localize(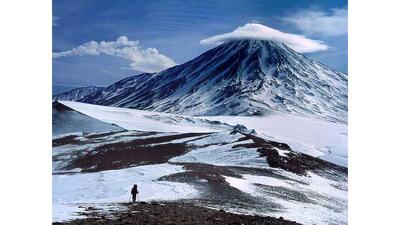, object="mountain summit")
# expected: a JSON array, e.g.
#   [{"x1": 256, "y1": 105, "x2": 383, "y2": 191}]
[{"x1": 58, "y1": 40, "x2": 347, "y2": 123}]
